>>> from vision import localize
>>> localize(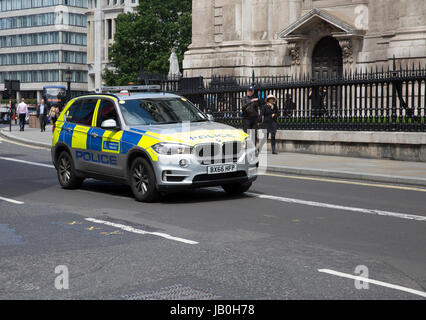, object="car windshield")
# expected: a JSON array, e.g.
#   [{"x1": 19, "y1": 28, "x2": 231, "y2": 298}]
[{"x1": 119, "y1": 98, "x2": 208, "y2": 126}]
